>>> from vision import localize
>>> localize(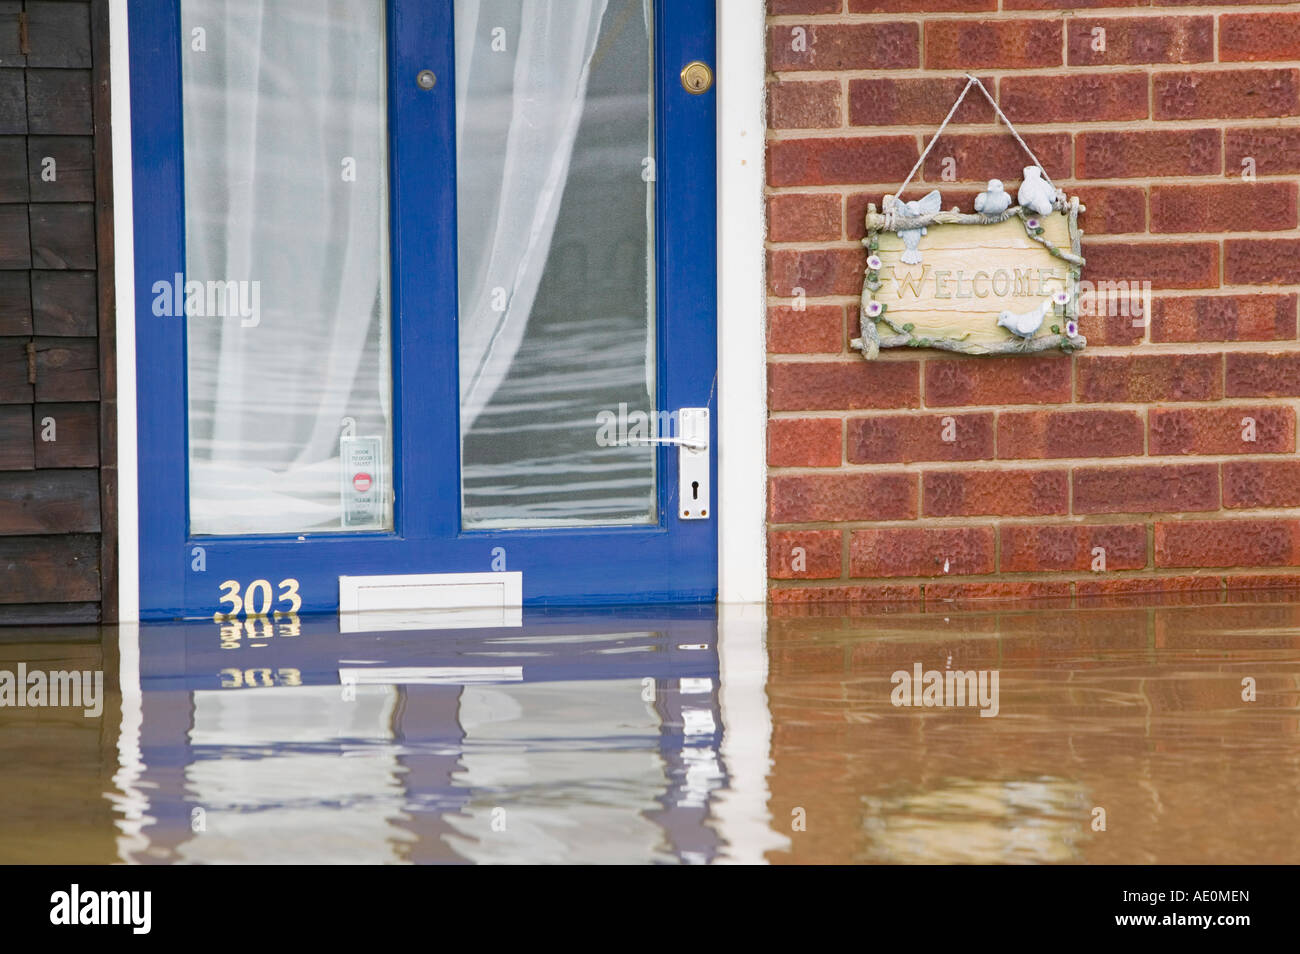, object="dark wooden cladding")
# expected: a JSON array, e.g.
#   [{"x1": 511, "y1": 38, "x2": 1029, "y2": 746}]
[
  {"x1": 0, "y1": 470, "x2": 100, "y2": 534},
  {"x1": 0, "y1": 534, "x2": 99, "y2": 604},
  {"x1": 33, "y1": 401, "x2": 96, "y2": 467},
  {"x1": 0, "y1": 1, "x2": 111, "y2": 623}
]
